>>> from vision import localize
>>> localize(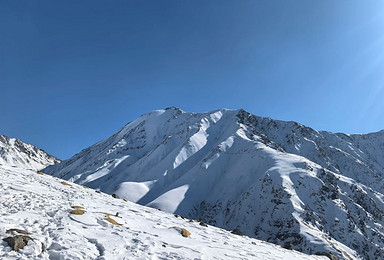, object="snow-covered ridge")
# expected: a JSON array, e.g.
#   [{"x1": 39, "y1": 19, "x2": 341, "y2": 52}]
[
  {"x1": 0, "y1": 166, "x2": 326, "y2": 259},
  {"x1": 44, "y1": 107, "x2": 384, "y2": 259},
  {"x1": 0, "y1": 135, "x2": 60, "y2": 170}
]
